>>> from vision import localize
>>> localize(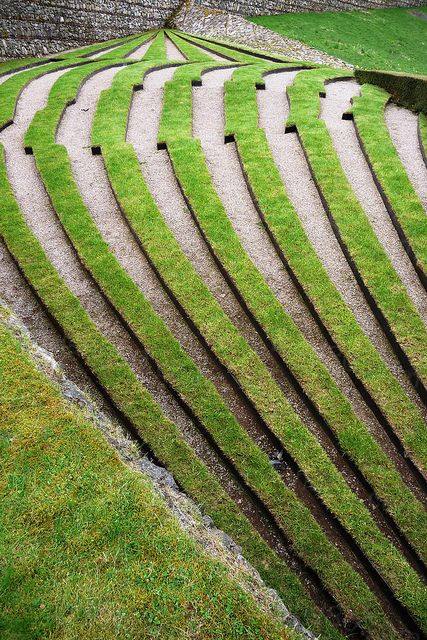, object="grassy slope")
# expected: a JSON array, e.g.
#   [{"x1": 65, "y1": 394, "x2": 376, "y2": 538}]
[
  {"x1": 250, "y1": 8, "x2": 427, "y2": 74},
  {"x1": 0, "y1": 315, "x2": 292, "y2": 640}
]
